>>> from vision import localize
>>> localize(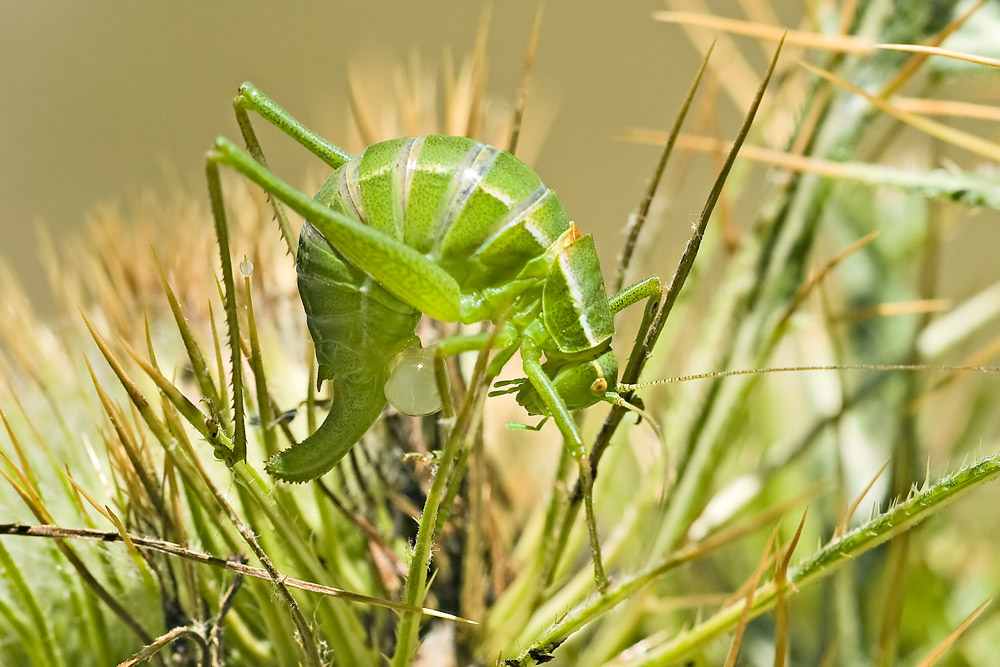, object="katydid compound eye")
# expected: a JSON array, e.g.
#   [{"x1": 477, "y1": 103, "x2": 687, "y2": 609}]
[{"x1": 591, "y1": 378, "x2": 608, "y2": 394}]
